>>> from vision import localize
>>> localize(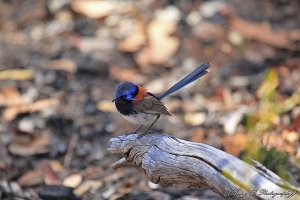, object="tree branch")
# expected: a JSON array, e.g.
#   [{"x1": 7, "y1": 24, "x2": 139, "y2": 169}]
[{"x1": 108, "y1": 133, "x2": 300, "y2": 200}]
